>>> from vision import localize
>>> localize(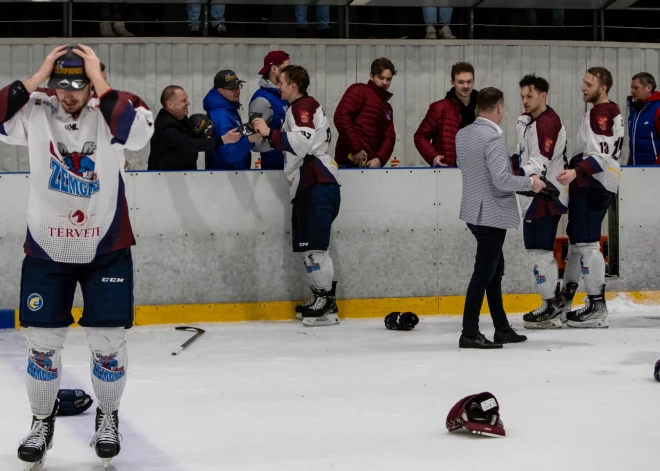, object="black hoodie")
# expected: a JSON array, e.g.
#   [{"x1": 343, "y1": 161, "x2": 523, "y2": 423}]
[{"x1": 446, "y1": 87, "x2": 479, "y2": 130}]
